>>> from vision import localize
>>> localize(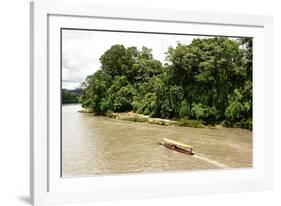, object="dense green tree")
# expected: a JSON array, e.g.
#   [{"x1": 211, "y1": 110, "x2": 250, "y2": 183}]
[
  {"x1": 166, "y1": 37, "x2": 247, "y2": 119},
  {"x1": 99, "y1": 45, "x2": 134, "y2": 78},
  {"x1": 105, "y1": 75, "x2": 136, "y2": 112},
  {"x1": 80, "y1": 70, "x2": 110, "y2": 112},
  {"x1": 80, "y1": 38, "x2": 252, "y2": 129},
  {"x1": 62, "y1": 89, "x2": 81, "y2": 104},
  {"x1": 225, "y1": 80, "x2": 252, "y2": 121}
]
